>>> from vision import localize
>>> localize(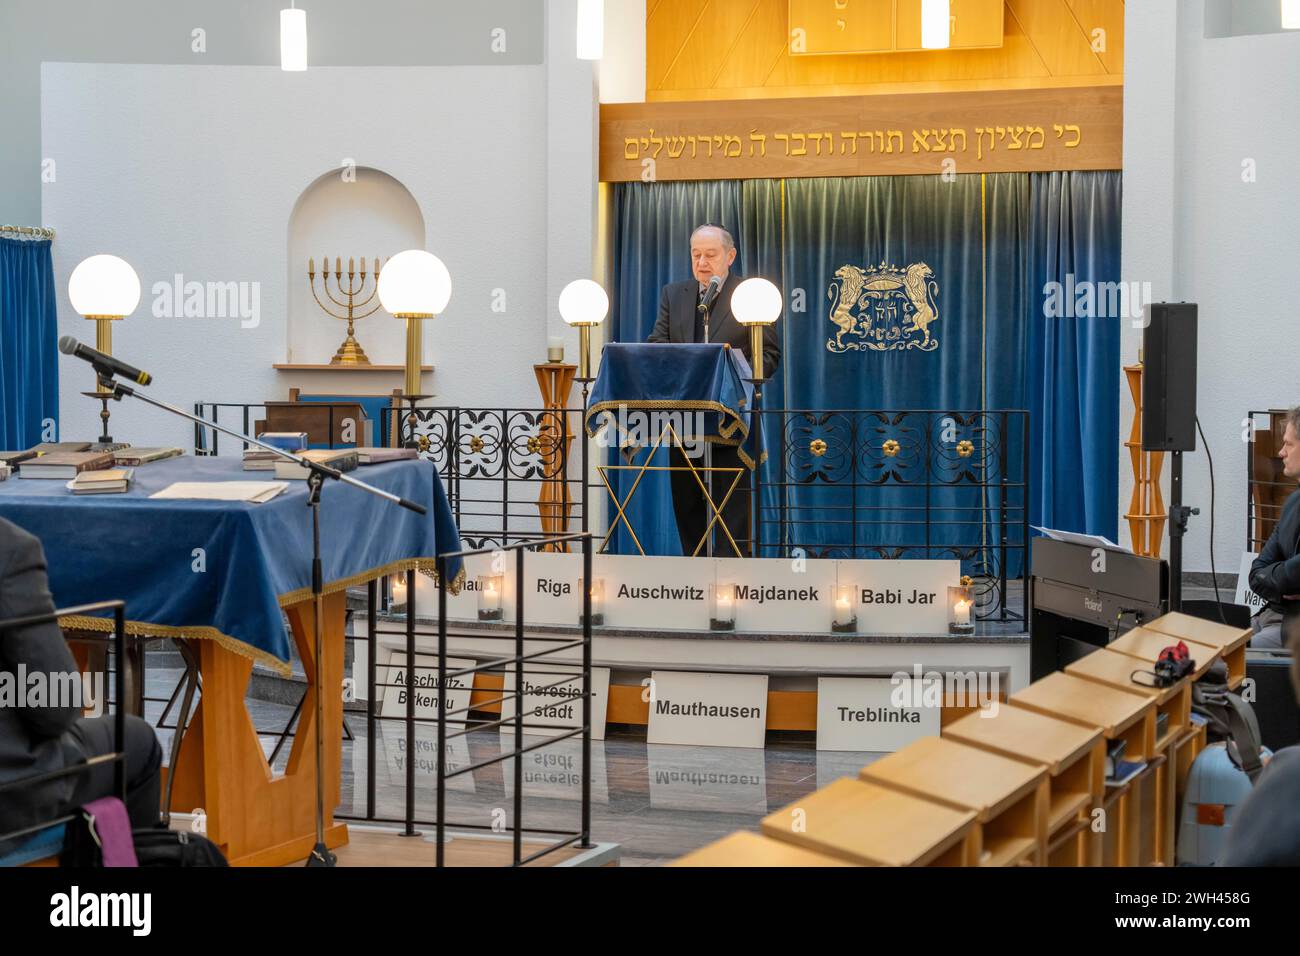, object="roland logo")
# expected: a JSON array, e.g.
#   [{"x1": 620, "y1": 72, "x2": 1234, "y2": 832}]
[{"x1": 1083, "y1": 596, "x2": 1103, "y2": 613}]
